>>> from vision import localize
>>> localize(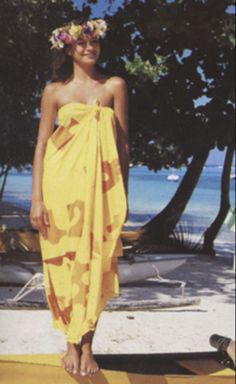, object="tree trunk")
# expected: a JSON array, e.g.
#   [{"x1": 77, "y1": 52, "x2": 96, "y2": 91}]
[
  {"x1": 0, "y1": 165, "x2": 10, "y2": 201},
  {"x1": 140, "y1": 146, "x2": 211, "y2": 243},
  {"x1": 203, "y1": 143, "x2": 235, "y2": 254}
]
